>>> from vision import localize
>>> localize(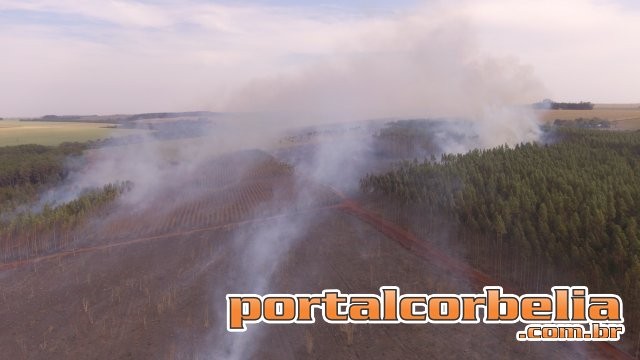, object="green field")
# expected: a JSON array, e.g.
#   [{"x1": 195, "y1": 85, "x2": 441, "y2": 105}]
[{"x1": 0, "y1": 119, "x2": 144, "y2": 146}]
